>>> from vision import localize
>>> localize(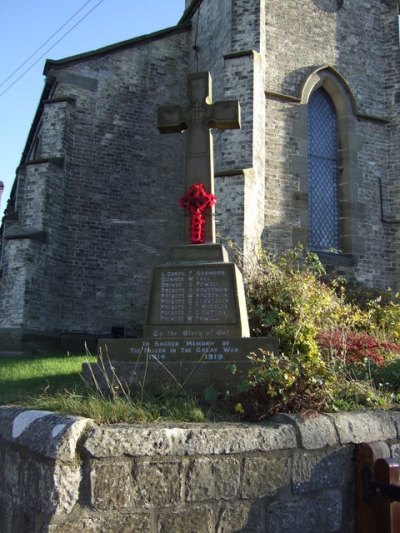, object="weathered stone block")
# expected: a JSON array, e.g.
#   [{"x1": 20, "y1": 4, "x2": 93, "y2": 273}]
[
  {"x1": 90, "y1": 461, "x2": 134, "y2": 509},
  {"x1": 0, "y1": 495, "x2": 13, "y2": 533},
  {"x1": 20, "y1": 459, "x2": 55, "y2": 512},
  {"x1": 105, "y1": 513, "x2": 156, "y2": 533},
  {"x1": 241, "y1": 453, "x2": 292, "y2": 498},
  {"x1": 266, "y1": 490, "x2": 342, "y2": 533},
  {"x1": 52, "y1": 462, "x2": 83, "y2": 515},
  {"x1": 273, "y1": 413, "x2": 338, "y2": 449},
  {"x1": 390, "y1": 443, "x2": 400, "y2": 460},
  {"x1": 10, "y1": 507, "x2": 40, "y2": 533},
  {"x1": 0, "y1": 407, "x2": 92, "y2": 460},
  {"x1": 0, "y1": 406, "x2": 27, "y2": 441},
  {"x1": 291, "y1": 447, "x2": 354, "y2": 494},
  {"x1": 83, "y1": 422, "x2": 297, "y2": 458},
  {"x1": 158, "y1": 505, "x2": 214, "y2": 533},
  {"x1": 328, "y1": 411, "x2": 397, "y2": 444},
  {"x1": 131, "y1": 460, "x2": 182, "y2": 507},
  {"x1": 3, "y1": 449, "x2": 21, "y2": 497},
  {"x1": 21, "y1": 413, "x2": 93, "y2": 460},
  {"x1": 185, "y1": 457, "x2": 241, "y2": 501},
  {"x1": 50, "y1": 510, "x2": 156, "y2": 533},
  {"x1": 389, "y1": 411, "x2": 400, "y2": 438},
  {"x1": 216, "y1": 501, "x2": 265, "y2": 533}
]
